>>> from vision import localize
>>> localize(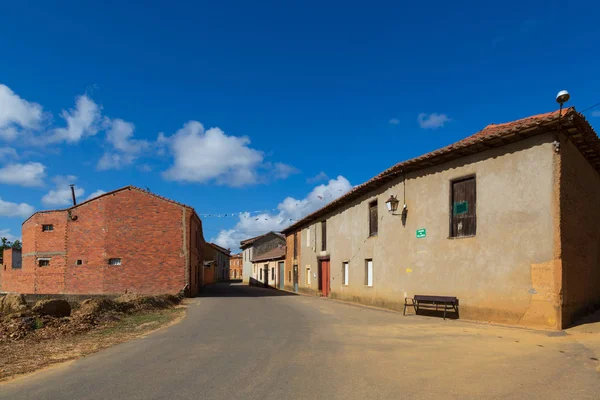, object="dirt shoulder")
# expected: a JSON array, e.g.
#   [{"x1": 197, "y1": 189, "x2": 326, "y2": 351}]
[{"x1": 0, "y1": 295, "x2": 187, "y2": 382}]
